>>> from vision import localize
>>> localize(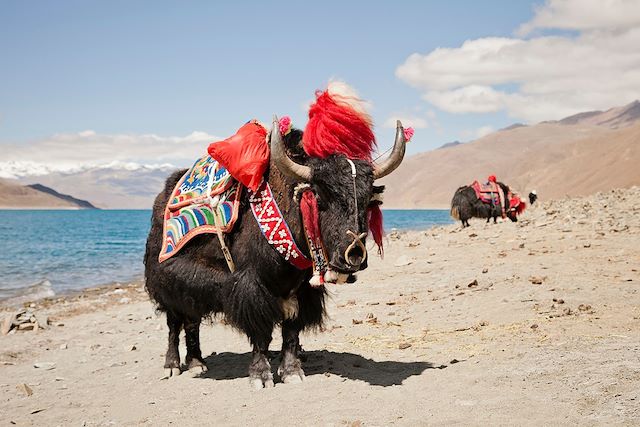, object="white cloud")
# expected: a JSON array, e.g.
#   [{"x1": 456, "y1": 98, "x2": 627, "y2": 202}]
[
  {"x1": 0, "y1": 130, "x2": 221, "y2": 179},
  {"x1": 475, "y1": 125, "x2": 495, "y2": 138},
  {"x1": 383, "y1": 113, "x2": 429, "y2": 129},
  {"x1": 424, "y1": 85, "x2": 508, "y2": 113},
  {"x1": 517, "y1": 0, "x2": 640, "y2": 35},
  {"x1": 459, "y1": 125, "x2": 495, "y2": 141},
  {"x1": 395, "y1": 0, "x2": 640, "y2": 123}
]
